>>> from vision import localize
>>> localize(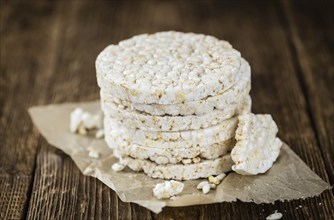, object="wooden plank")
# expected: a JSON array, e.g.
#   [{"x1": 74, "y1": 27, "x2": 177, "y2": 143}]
[
  {"x1": 0, "y1": 1, "x2": 63, "y2": 219},
  {"x1": 25, "y1": 1, "x2": 153, "y2": 219},
  {"x1": 282, "y1": 0, "x2": 334, "y2": 185}
]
